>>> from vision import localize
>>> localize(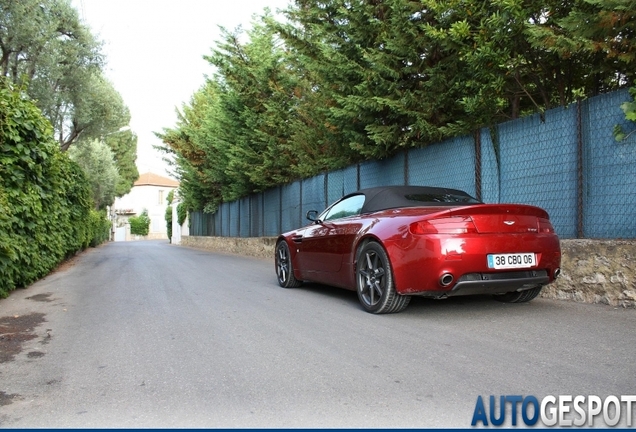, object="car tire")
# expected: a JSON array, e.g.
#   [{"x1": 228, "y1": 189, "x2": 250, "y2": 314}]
[
  {"x1": 275, "y1": 241, "x2": 302, "y2": 288},
  {"x1": 493, "y1": 286, "x2": 543, "y2": 303},
  {"x1": 356, "y1": 241, "x2": 411, "y2": 314}
]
